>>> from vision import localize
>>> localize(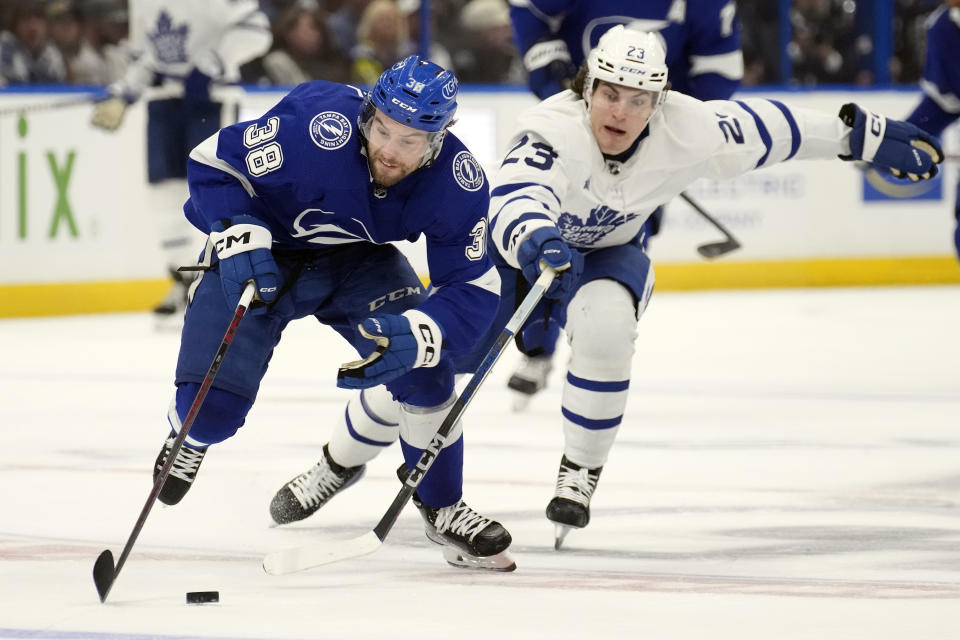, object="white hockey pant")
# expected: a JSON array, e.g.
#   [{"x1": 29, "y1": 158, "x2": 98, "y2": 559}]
[{"x1": 562, "y1": 279, "x2": 647, "y2": 469}]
